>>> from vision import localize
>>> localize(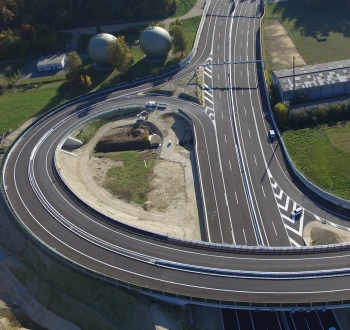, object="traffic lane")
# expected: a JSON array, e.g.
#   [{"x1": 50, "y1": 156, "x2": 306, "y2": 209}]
[
  {"x1": 8, "y1": 102, "x2": 350, "y2": 270},
  {"x1": 212, "y1": 67, "x2": 259, "y2": 245},
  {"x1": 233, "y1": 89, "x2": 291, "y2": 246},
  {"x1": 250, "y1": 311, "x2": 284, "y2": 330}
]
